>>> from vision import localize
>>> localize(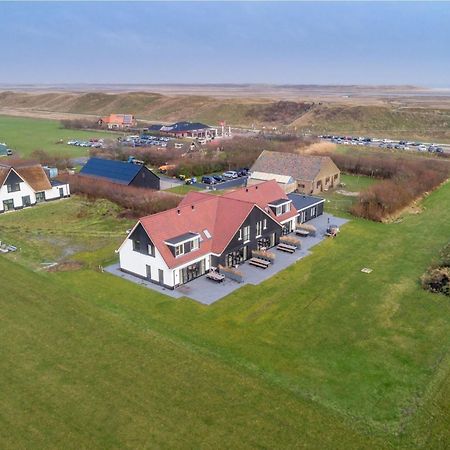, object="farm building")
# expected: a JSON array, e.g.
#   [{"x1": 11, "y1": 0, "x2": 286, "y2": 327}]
[
  {"x1": 118, "y1": 180, "x2": 298, "y2": 289},
  {"x1": 250, "y1": 150, "x2": 340, "y2": 195},
  {"x1": 247, "y1": 171, "x2": 297, "y2": 193},
  {"x1": 0, "y1": 161, "x2": 70, "y2": 213},
  {"x1": 287, "y1": 193, "x2": 325, "y2": 224},
  {"x1": 149, "y1": 121, "x2": 218, "y2": 139},
  {"x1": 79, "y1": 158, "x2": 160, "y2": 190},
  {"x1": 98, "y1": 114, "x2": 137, "y2": 129}
]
